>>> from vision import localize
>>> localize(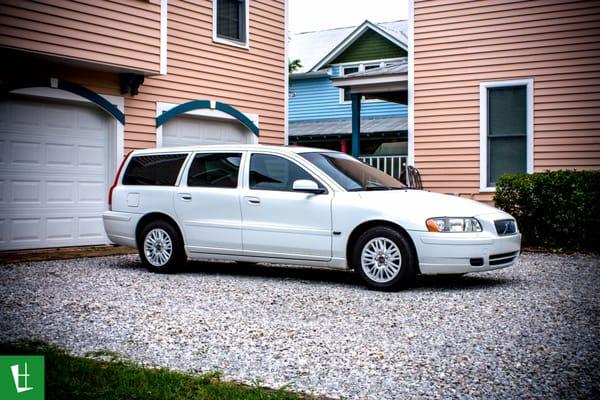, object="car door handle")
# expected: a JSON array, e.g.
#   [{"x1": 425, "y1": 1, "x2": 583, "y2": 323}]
[
  {"x1": 245, "y1": 196, "x2": 261, "y2": 205},
  {"x1": 178, "y1": 193, "x2": 192, "y2": 201}
]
